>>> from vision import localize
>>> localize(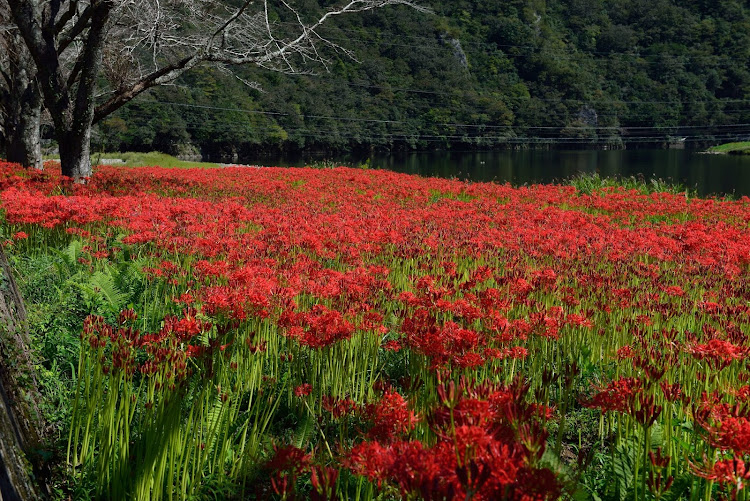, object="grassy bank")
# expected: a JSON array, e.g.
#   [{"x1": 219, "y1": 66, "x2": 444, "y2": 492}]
[
  {"x1": 43, "y1": 151, "x2": 223, "y2": 169},
  {"x1": 567, "y1": 172, "x2": 693, "y2": 196},
  {"x1": 706, "y1": 141, "x2": 750, "y2": 154}
]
